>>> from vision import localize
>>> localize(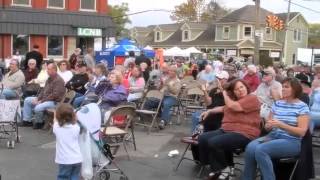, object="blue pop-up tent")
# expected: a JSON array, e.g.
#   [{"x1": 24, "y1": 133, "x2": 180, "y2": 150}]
[
  {"x1": 141, "y1": 45, "x2": 155, "y2": 58},
  {"x1": 95, "y1": 38, "x2": 140, "y2": 69}
]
